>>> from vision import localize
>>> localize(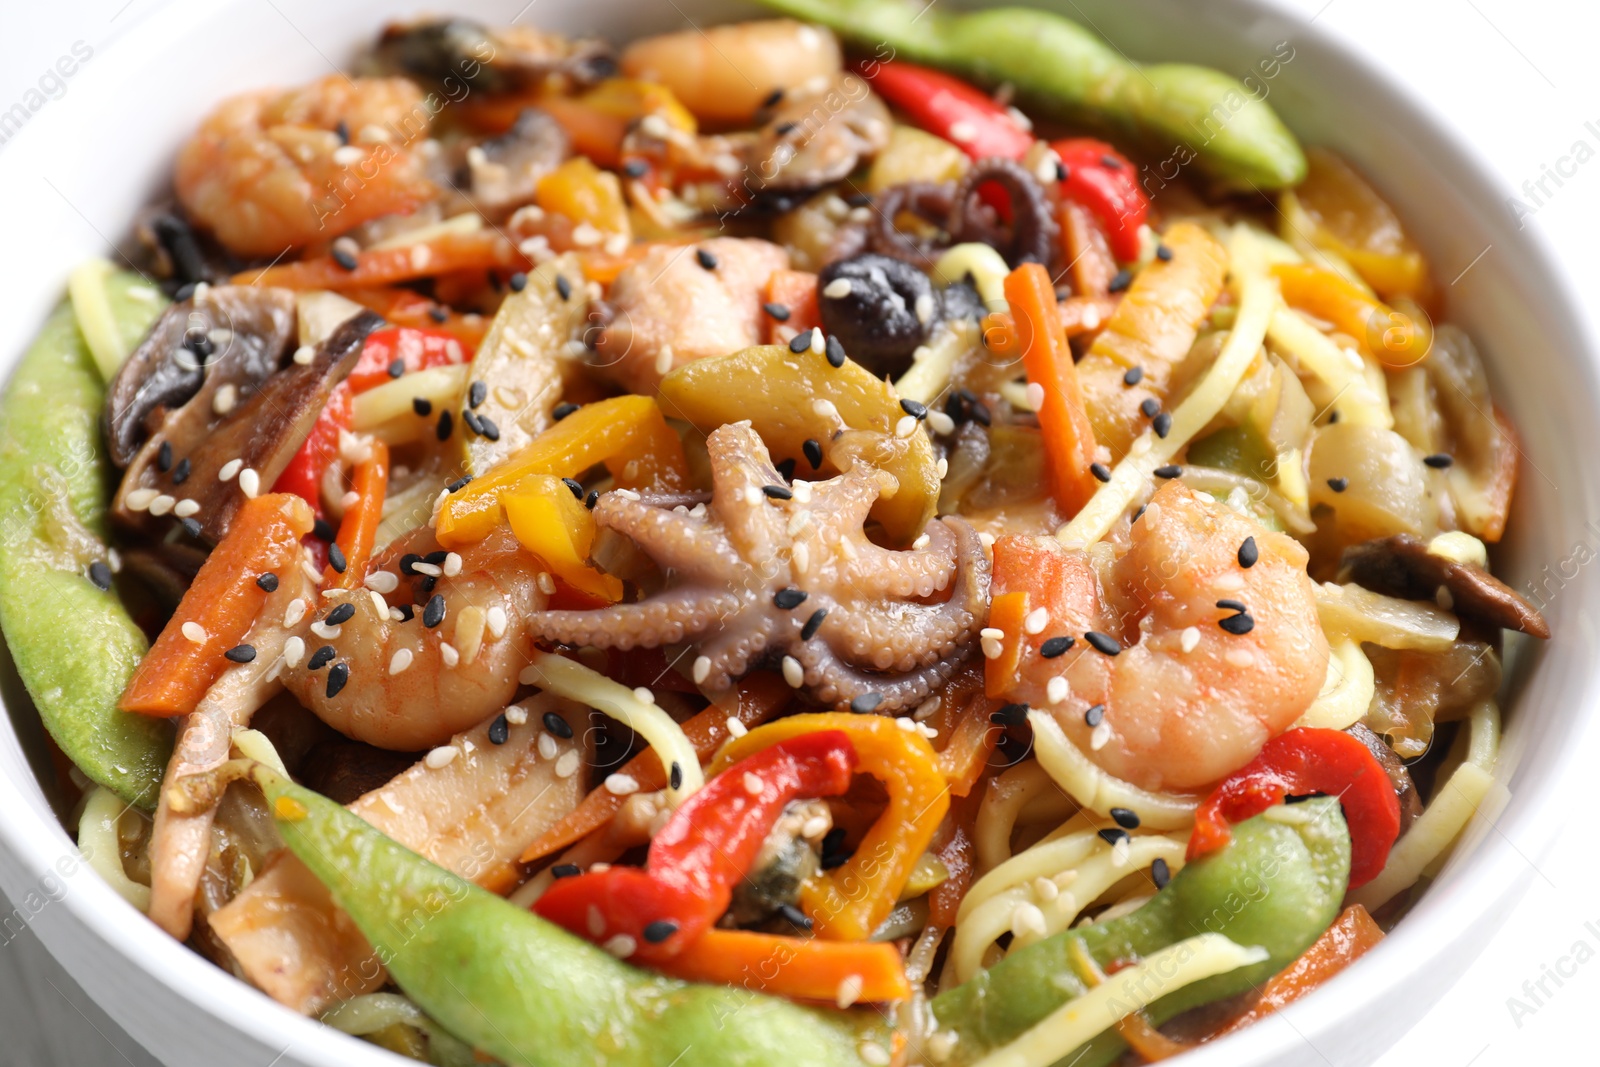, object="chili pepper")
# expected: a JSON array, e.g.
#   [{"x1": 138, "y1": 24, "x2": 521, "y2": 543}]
[
  {"x1": 754, "y1": 0, "x2": 1306, "y2": 190},
  {"x1": 0, "y1": 285, "x2": 172, "y2": 808},
  {"x1": 1187, "y1": 726, "x2": 1400, "y2": 888},
  {"x1": 249, "y1": 764, "x2": 898, "y2": 1067},
  {"x1": 929, "y1": 799, "x2": 1350, "y2": 1067},
  {"x1": 535, "y1": 731, "x2": 858, "y2": 962},
  {"x1": 1052, "y1": 139, "x2": 1147, "y2": 263},
  {"x1": 856, "y1": 59, "x2": 1033, "y2": 161}
]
